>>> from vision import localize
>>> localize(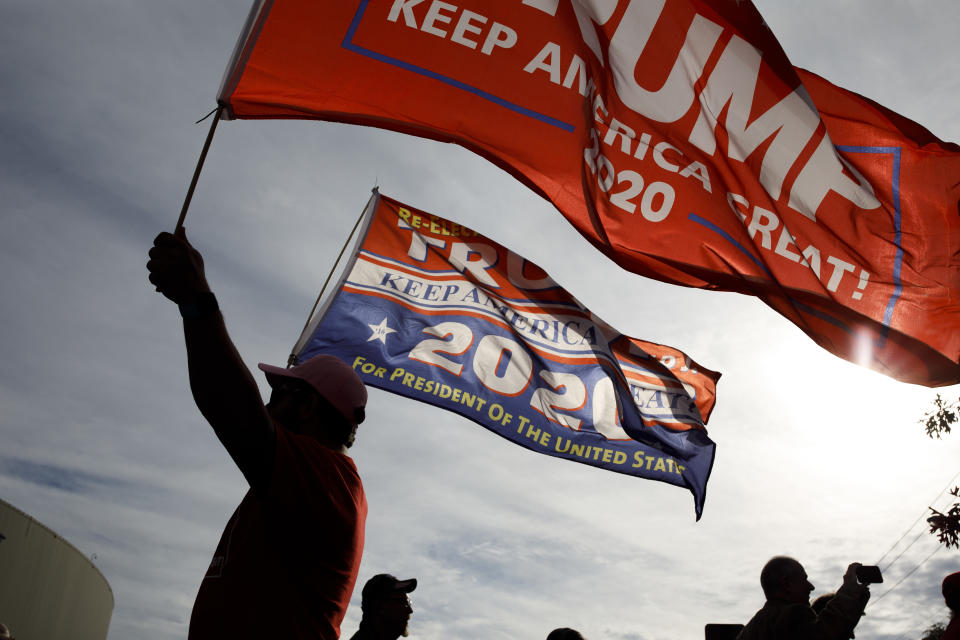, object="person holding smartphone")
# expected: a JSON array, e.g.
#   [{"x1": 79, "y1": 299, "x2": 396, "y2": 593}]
[{"x1": 737, "y1": 556, "x2": 871, "y2": 640}]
